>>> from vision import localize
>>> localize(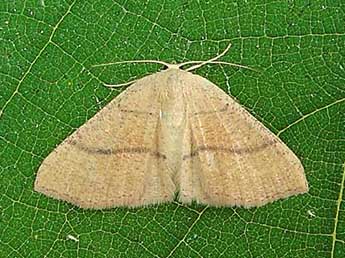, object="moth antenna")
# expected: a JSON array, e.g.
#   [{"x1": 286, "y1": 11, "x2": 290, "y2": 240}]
[
  {"x1": 93, "y1": 43, "x2": 256, "y2": 89},
  {"x1": 93, "y1": 60, "x2": 181, "y2": 88},
  {"x1": 182, "y1": 42, "x2": 232, "y2": 71},
  {"x1": 181, "y1": 61, "x2": 258, "y2": 72},
  {"x1": 103, "y1": 79, "x2": 138, "y2": 89},
  {"x1": 92, "y1": 60, "x2": 172, "y2": 68}
]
